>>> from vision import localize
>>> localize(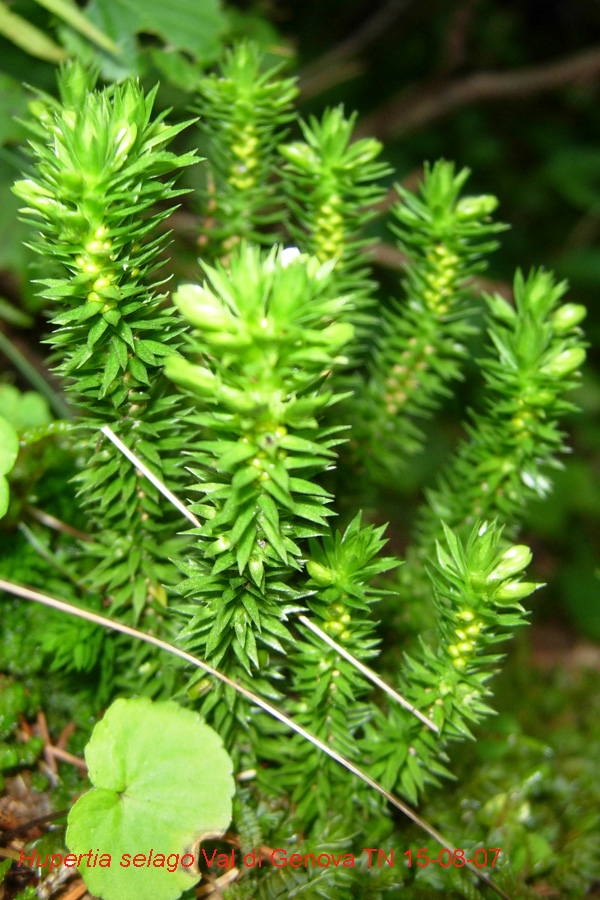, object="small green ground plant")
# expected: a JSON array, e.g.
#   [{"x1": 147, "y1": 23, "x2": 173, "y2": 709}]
[{"x1": 0, "y1": 44, "x2": 590, "y2": 900}]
